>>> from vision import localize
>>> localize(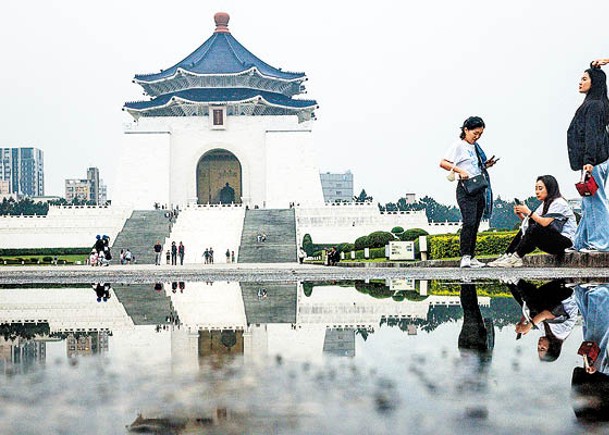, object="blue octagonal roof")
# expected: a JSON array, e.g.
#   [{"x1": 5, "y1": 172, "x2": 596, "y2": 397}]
[{"x1": 134, "y1": 15, "x2": 305, "y2": 84}]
